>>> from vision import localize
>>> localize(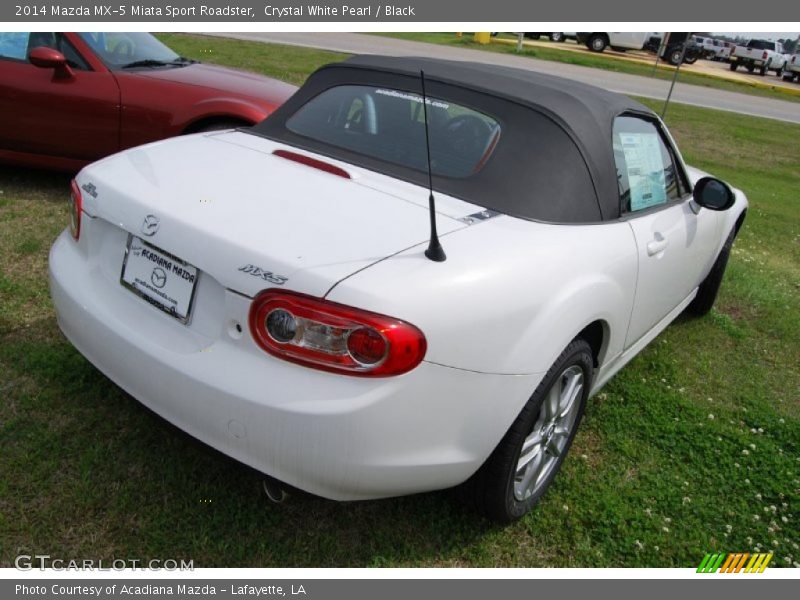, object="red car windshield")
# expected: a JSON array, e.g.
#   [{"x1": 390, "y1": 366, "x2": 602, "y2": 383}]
[{"x1": 78, "y1": 32, "x2": 183, "y2": 69}]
